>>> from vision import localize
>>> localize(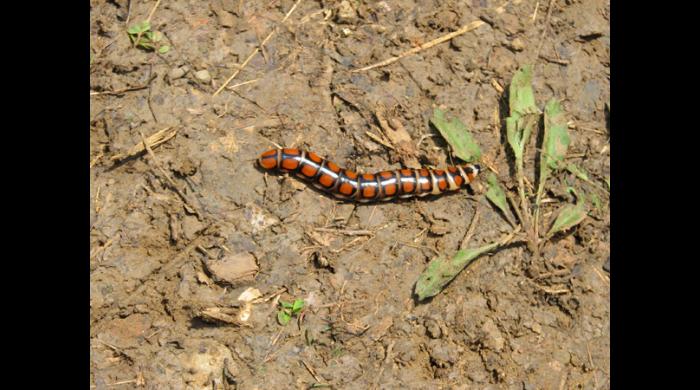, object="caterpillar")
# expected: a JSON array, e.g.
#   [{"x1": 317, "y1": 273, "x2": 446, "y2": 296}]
[{"x1": 258, "y1": 148, "x2": 482, "y2": 203}]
